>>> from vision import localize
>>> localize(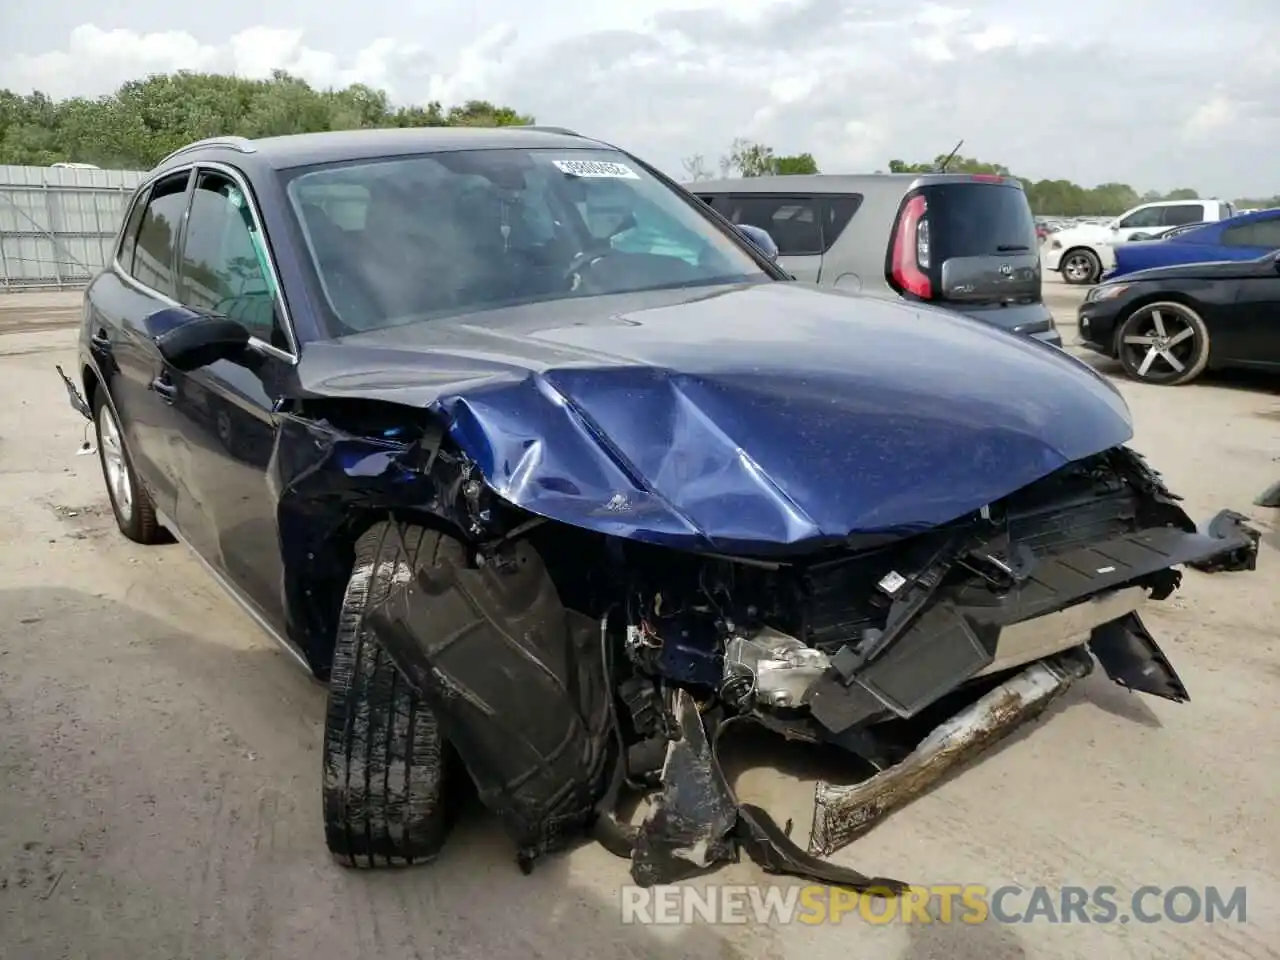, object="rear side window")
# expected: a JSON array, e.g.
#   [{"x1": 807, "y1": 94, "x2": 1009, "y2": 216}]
[
  {"x1": 116, "y1": 186, "x2": 150, "y2": 272},
  {"x1": 711, "y1": 194, "x2": 862, "y2": 256},
  {"x1": 1220, "y1": 218, "x2": 1280, "y2": 249},
  {"x1": 916, "y1": 183, "x2": 1037, "y2": 258},
  {"x1": 129, "y1": 172, "x2": 191, "y2": 298},
  {"x1": 1161, "y1": 204, "x2": 1204, "y2": 226}
]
